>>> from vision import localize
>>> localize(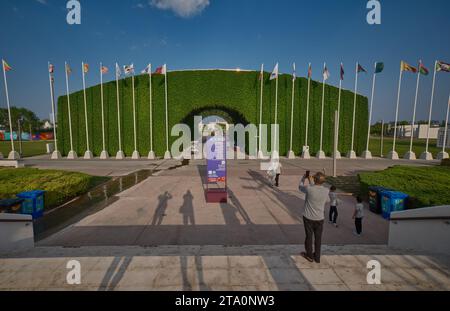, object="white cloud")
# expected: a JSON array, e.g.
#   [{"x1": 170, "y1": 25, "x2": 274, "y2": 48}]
[
  {"x1": 150, "y1": 0, "x2": 210, "y2": 18},
  {"x1": 36, "y1": 0, "x2": 48, "y2": 5}
]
